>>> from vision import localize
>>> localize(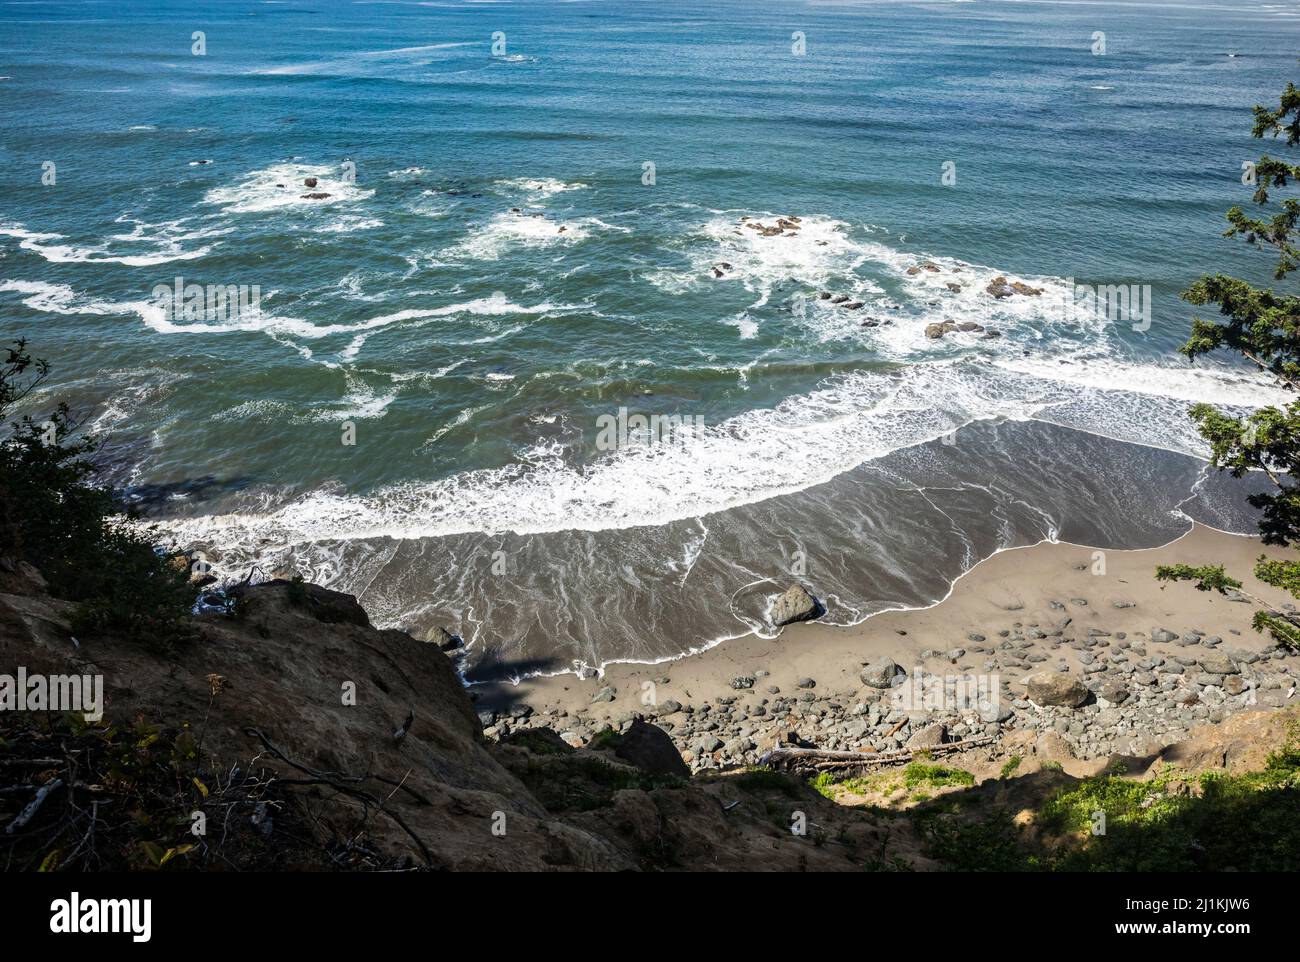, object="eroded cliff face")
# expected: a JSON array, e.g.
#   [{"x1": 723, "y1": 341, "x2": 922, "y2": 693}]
[
  {"x1": 7, "y1": 572, "x2": 1294, "y2": 872},
  {"x1": 0, "y1": 577, "x2": 894, "y2": 871}
]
